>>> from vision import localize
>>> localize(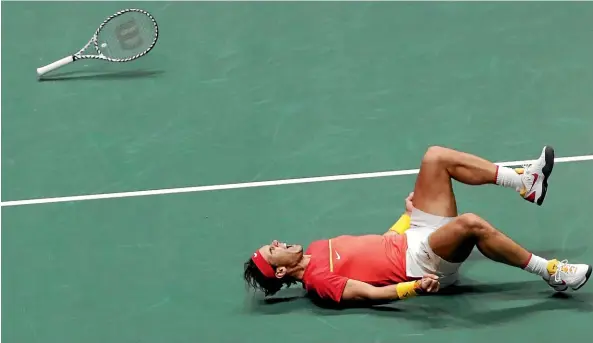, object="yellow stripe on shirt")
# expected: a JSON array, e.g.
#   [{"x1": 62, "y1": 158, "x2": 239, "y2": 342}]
[{"x1": 328, "y1": 239, "x2": 334, "y2": 272}]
